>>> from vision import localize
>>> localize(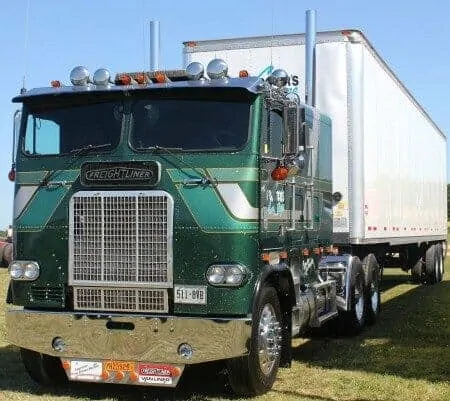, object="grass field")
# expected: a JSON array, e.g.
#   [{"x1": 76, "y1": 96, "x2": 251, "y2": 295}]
[{"x1": 0, "y1": 266, "x2": 448, "y2": 401}]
